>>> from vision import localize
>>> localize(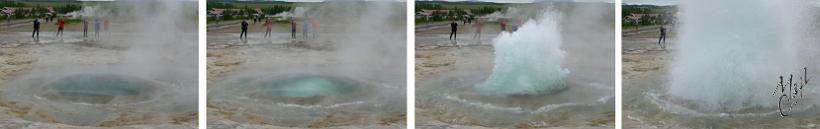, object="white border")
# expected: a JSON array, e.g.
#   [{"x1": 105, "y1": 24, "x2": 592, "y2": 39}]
[
  {"x1": 198, "y1": 0, "x2": 207, "y2": 128},
  {"x1": 406, "y1": 1, "x2": 416, "y2": 129},
  {"x1": 615, "y1": 0, "x2": 623, "y2": 128}
]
